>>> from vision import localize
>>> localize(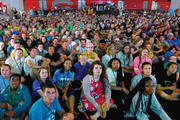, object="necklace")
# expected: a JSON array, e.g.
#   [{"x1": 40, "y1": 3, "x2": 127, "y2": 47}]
[
  {"x1": 141, "y1": 95, "x2": 149, "y2": 113},
  {"x1": 92, "y1": 75, "x2": 99, "y2": 82},
  {"x1": 13, "y1": 57, "x2": 22, "y2": 73},
  {"x1": 92, "y1": 75, "x2": 99, "y2": 92}
]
